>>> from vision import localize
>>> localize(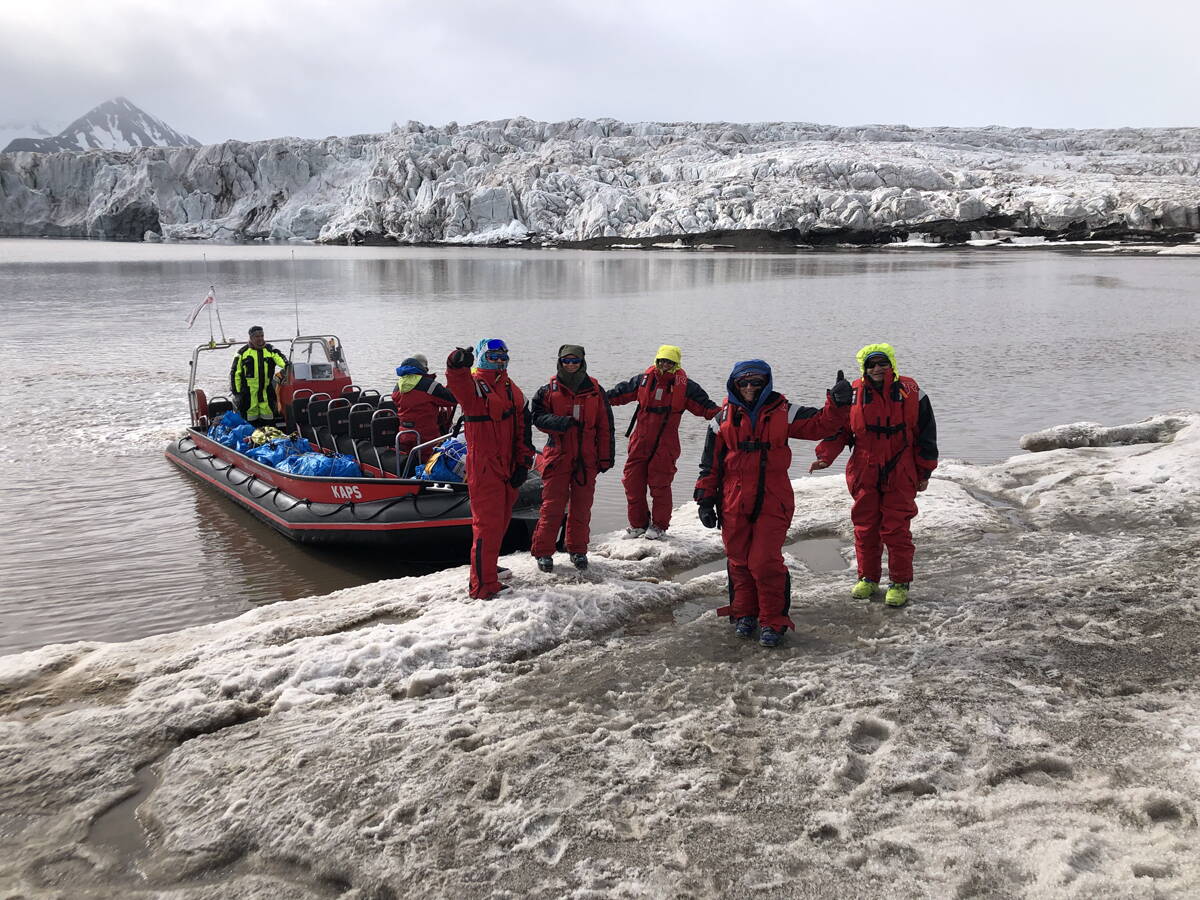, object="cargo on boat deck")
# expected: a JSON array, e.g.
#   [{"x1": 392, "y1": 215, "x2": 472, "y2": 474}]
[{"x1": 166, "y1": 334, "x2": 541, "y2": 550}]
